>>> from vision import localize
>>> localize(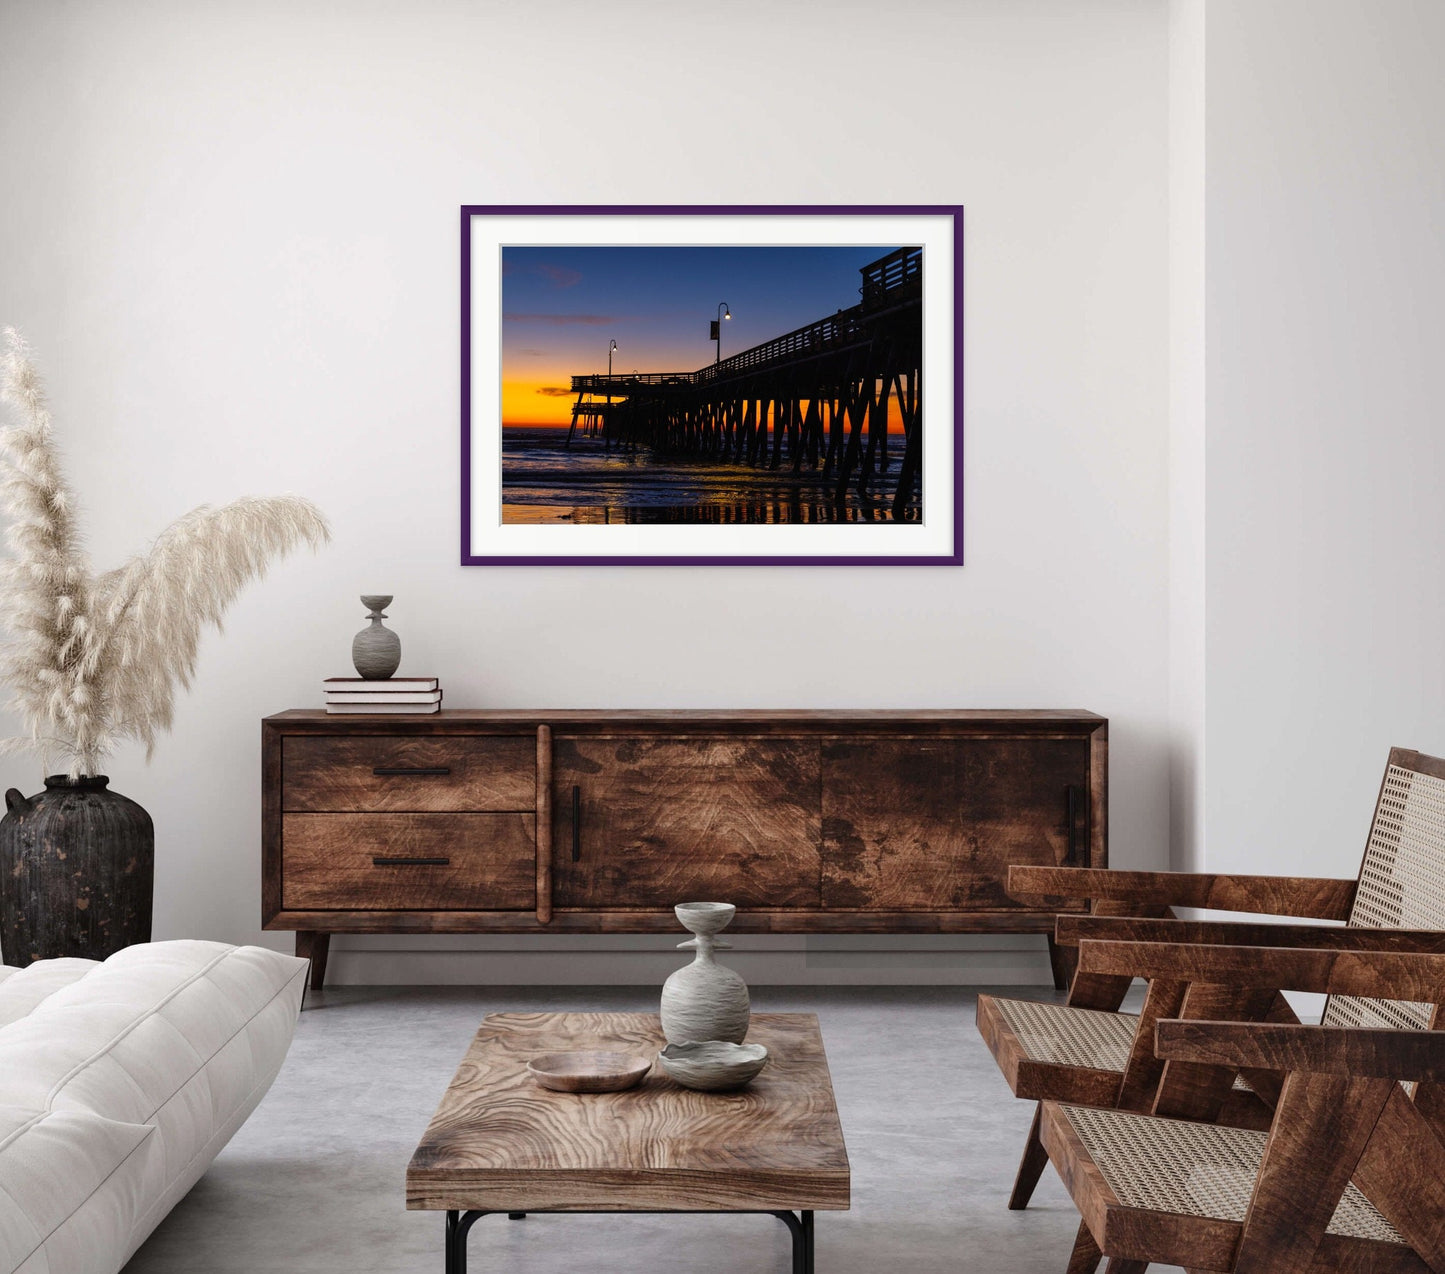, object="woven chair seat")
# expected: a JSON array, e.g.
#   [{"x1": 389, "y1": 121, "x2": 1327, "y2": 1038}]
[
  {"x1": 992, "y1": 998, "x2": 1136, "y2": 1071},
  {"x1": 992, "y1": 997, "x2": 1253, "y2": 1091},
  {"x1": 1060, "y1": 1104, "x2": 1402, "y2": 1243}
]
